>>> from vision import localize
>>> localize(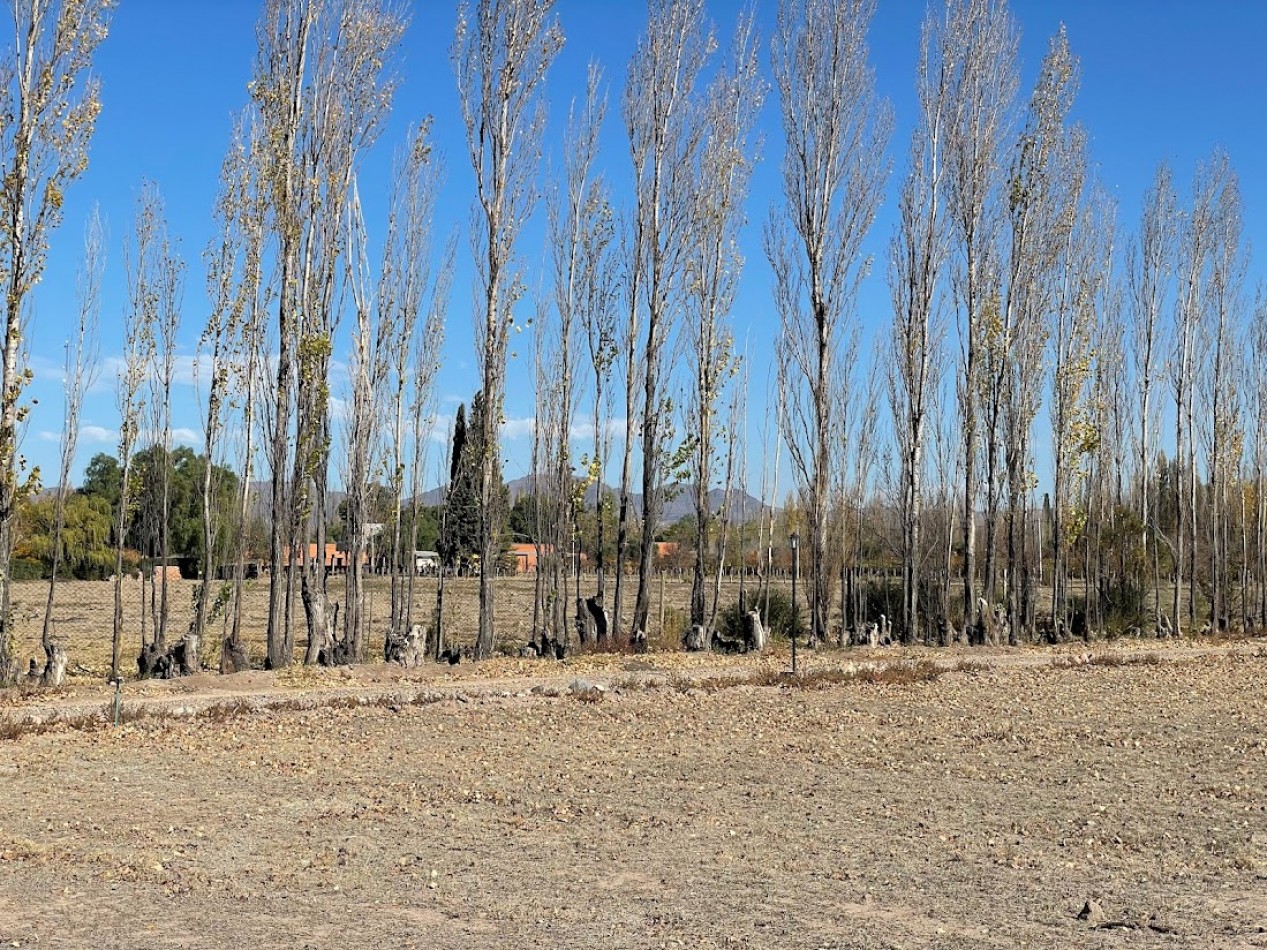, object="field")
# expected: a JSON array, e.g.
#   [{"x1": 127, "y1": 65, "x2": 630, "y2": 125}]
[
  {"x1": 9, "y1": 575, "x2": 794, "y2": 674},
  {"x1": 2, "y1": 642, "x2": 1266, "y2": 948}
]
